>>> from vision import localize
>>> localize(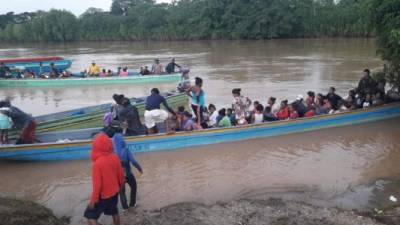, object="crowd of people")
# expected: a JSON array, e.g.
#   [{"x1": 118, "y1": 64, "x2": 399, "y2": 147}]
[
  {"x1": 82, "y1": 58, "x2": 181, "y2": 78},
  {"x1": 2, "y1": 68, "x2": 400, "y2": 225},
  {"x1": 85, "y1": 68, "x2": 400, "y2": 225},
  {"x1": 0, "y1": 58, "x2": 181, "y2": 79},
  {"x1": 100, "y1": 69, "x2": 400, "y2": 139}
]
